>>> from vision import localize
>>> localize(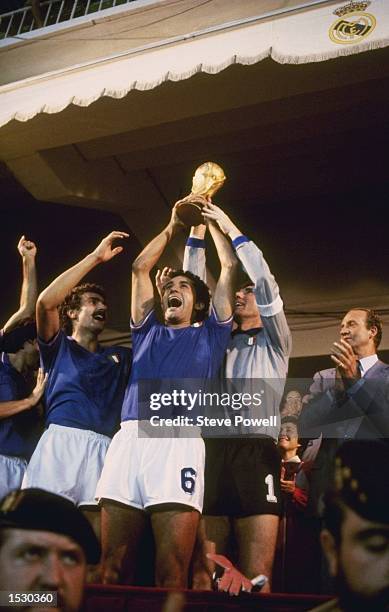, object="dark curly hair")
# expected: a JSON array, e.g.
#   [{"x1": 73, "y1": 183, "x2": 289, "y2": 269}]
[
  {"x1": 59, "y1": 283, "x2": 106, "y2": 335},
  {"x1": 164, "y1": 270, "x2": 211, "y2": 323}
]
